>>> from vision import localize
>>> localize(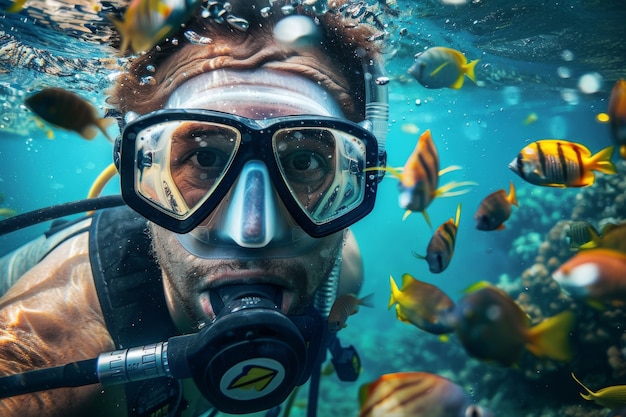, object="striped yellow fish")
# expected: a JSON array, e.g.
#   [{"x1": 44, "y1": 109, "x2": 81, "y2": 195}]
[
  {"x1": 358, "y1": 372, "x2": 493, "y2": 417},
  {"x1": 508, "y1": 139, "x2": 616, "y2": 187},
  {"x1": 413, "y1": 203, "x2": 461, "y2": 273},
  {"x1": 372, "y1": 129, "x2": 474, "y2": 227}
]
